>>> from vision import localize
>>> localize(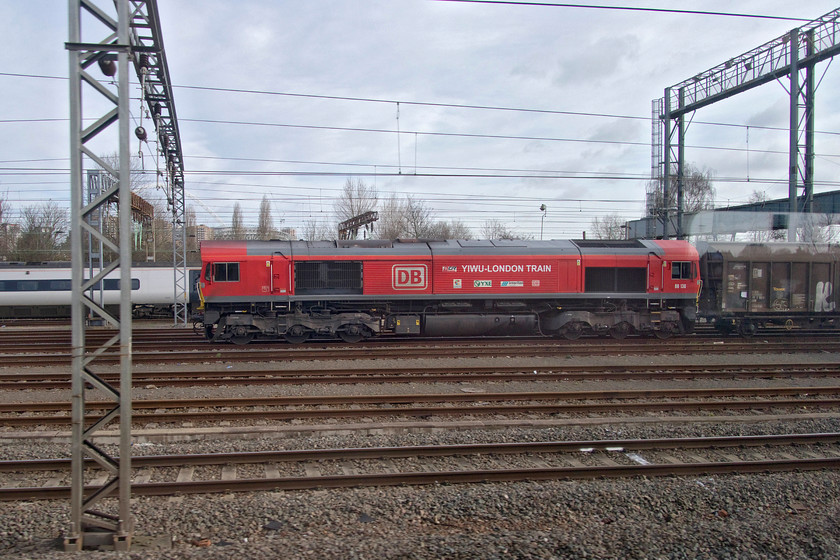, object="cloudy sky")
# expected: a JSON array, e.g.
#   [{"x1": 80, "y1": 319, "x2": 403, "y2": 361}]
[{"x1": 2, "y1": 1, "x2": 839, "y2": 239}]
